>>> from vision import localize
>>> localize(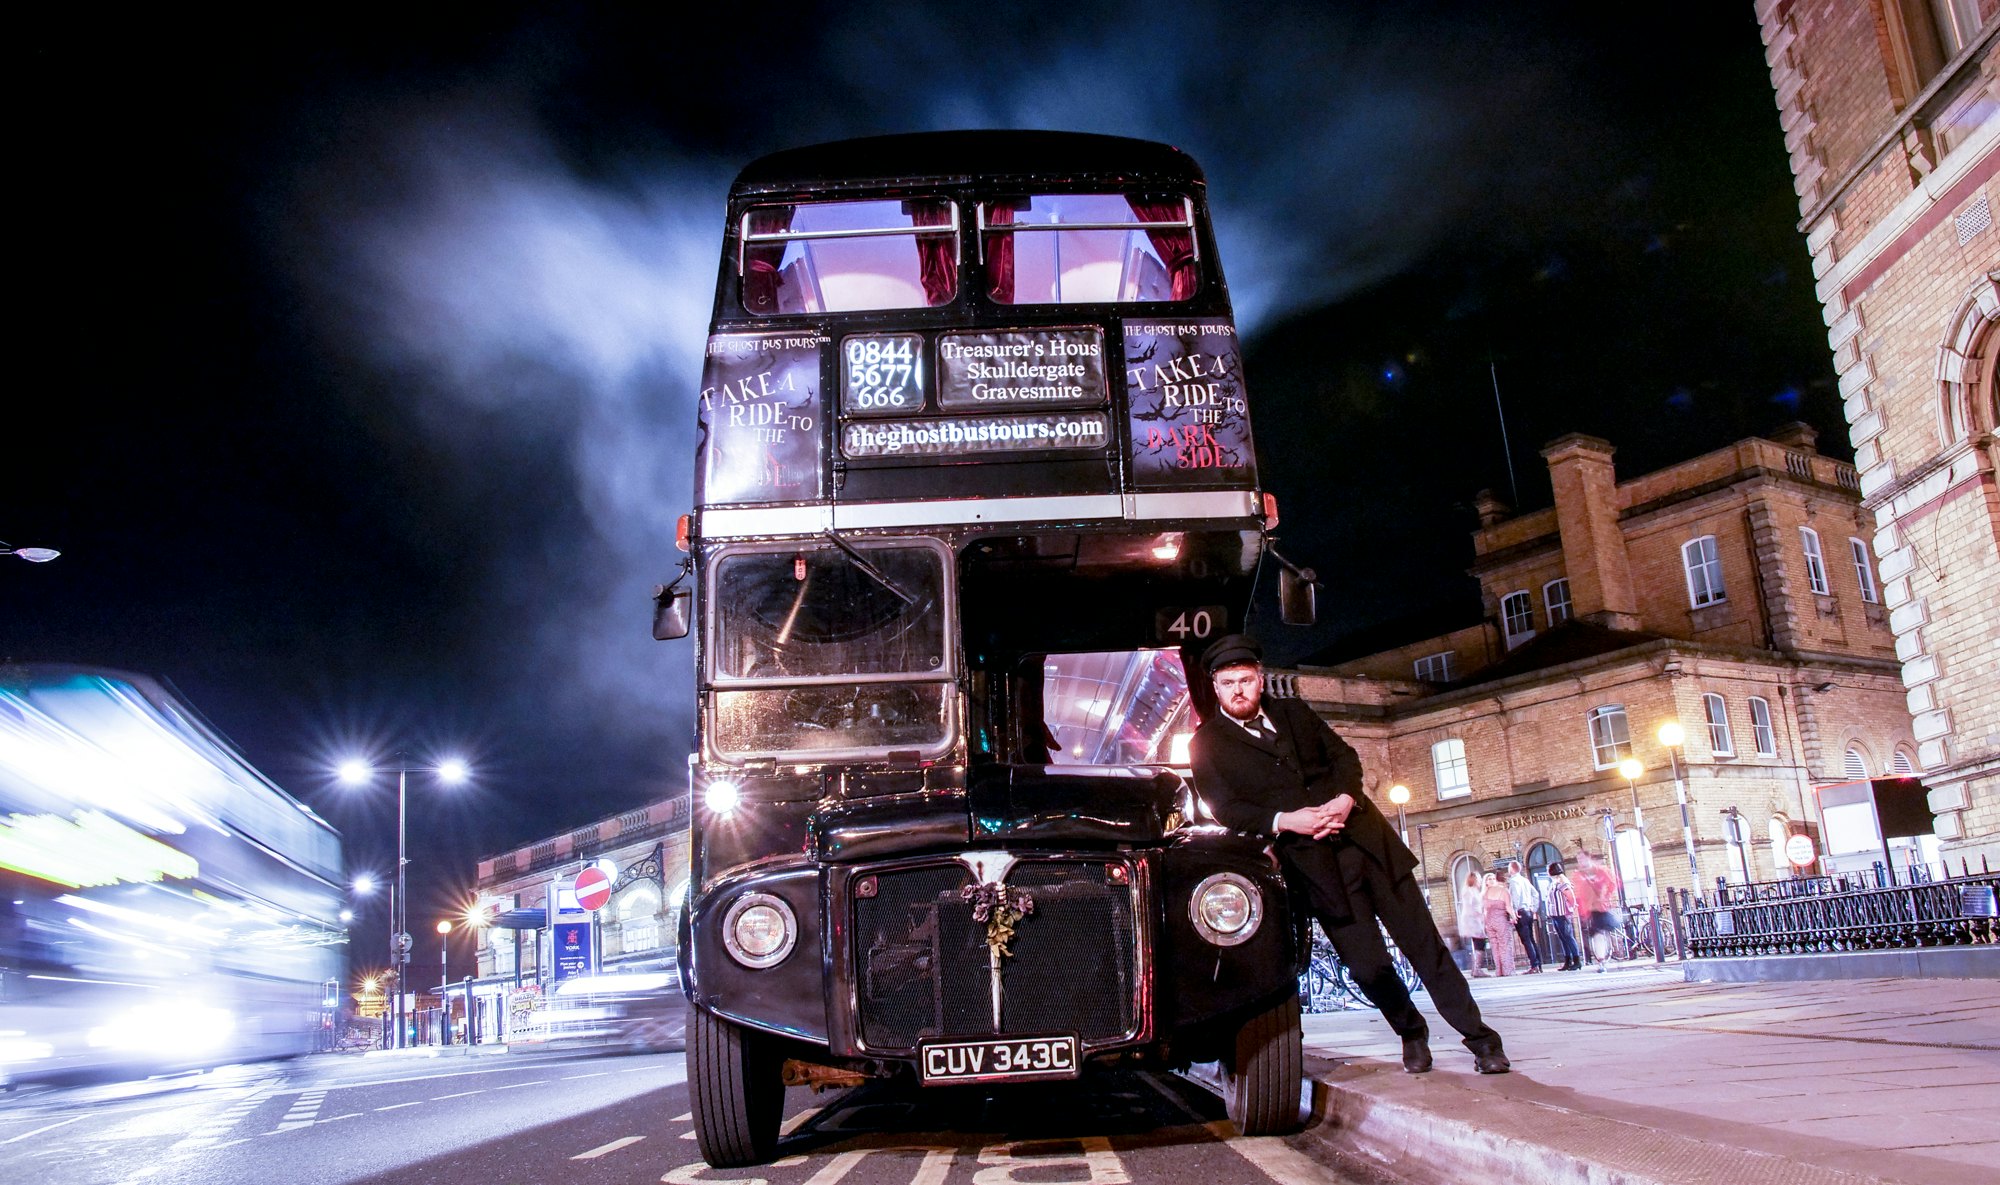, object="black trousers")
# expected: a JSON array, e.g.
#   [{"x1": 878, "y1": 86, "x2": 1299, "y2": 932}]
[
  {"x1": 1514, "y1": 912, "x2": 1544, "y2": 969},
  {"x1": 1314, "y1": 843, "x2": 1503, "y2": 1054}
]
